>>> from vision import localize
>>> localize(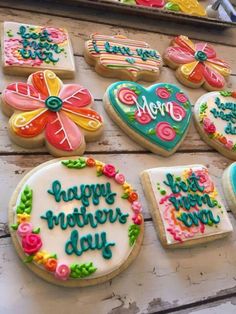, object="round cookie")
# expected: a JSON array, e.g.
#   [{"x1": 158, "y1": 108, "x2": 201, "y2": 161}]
[
  {"x1": 9, "y1": 157, "x2": 144, "y2": 287},
  {"x1": 1, "y1": 70, "x2": 103, "y2": 157},
  {"x1": 104, "y1": 81, "x2": 192, "y2": 156},
  {"x1": 194, "y1": 90, "x2": 236, "y2": 160},
  {"x1": 84, "y1": 34, "x2": 162, "y2": 82},
  {"x1": 222, "y1": 162, "x2": 236, "y2": 216},
  {"x1": 163, "y1": 35, "x2": 231, "y2": 91}
]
